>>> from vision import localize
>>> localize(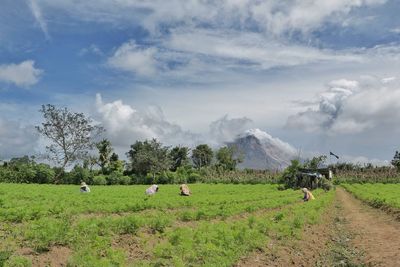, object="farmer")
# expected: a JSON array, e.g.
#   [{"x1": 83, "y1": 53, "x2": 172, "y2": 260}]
[
  {"x1": 145, "y1": 184, "x2": 159, "y2": 195},
  {"x1": 302, "y1": 188, "x2": 315, "y2": 201},
  {"x1": 80, "y1": 181, "x2": 91, "y2": 193},
  {"x1": 179, "y1": 184, "x2": 191, "y2": 196}
]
